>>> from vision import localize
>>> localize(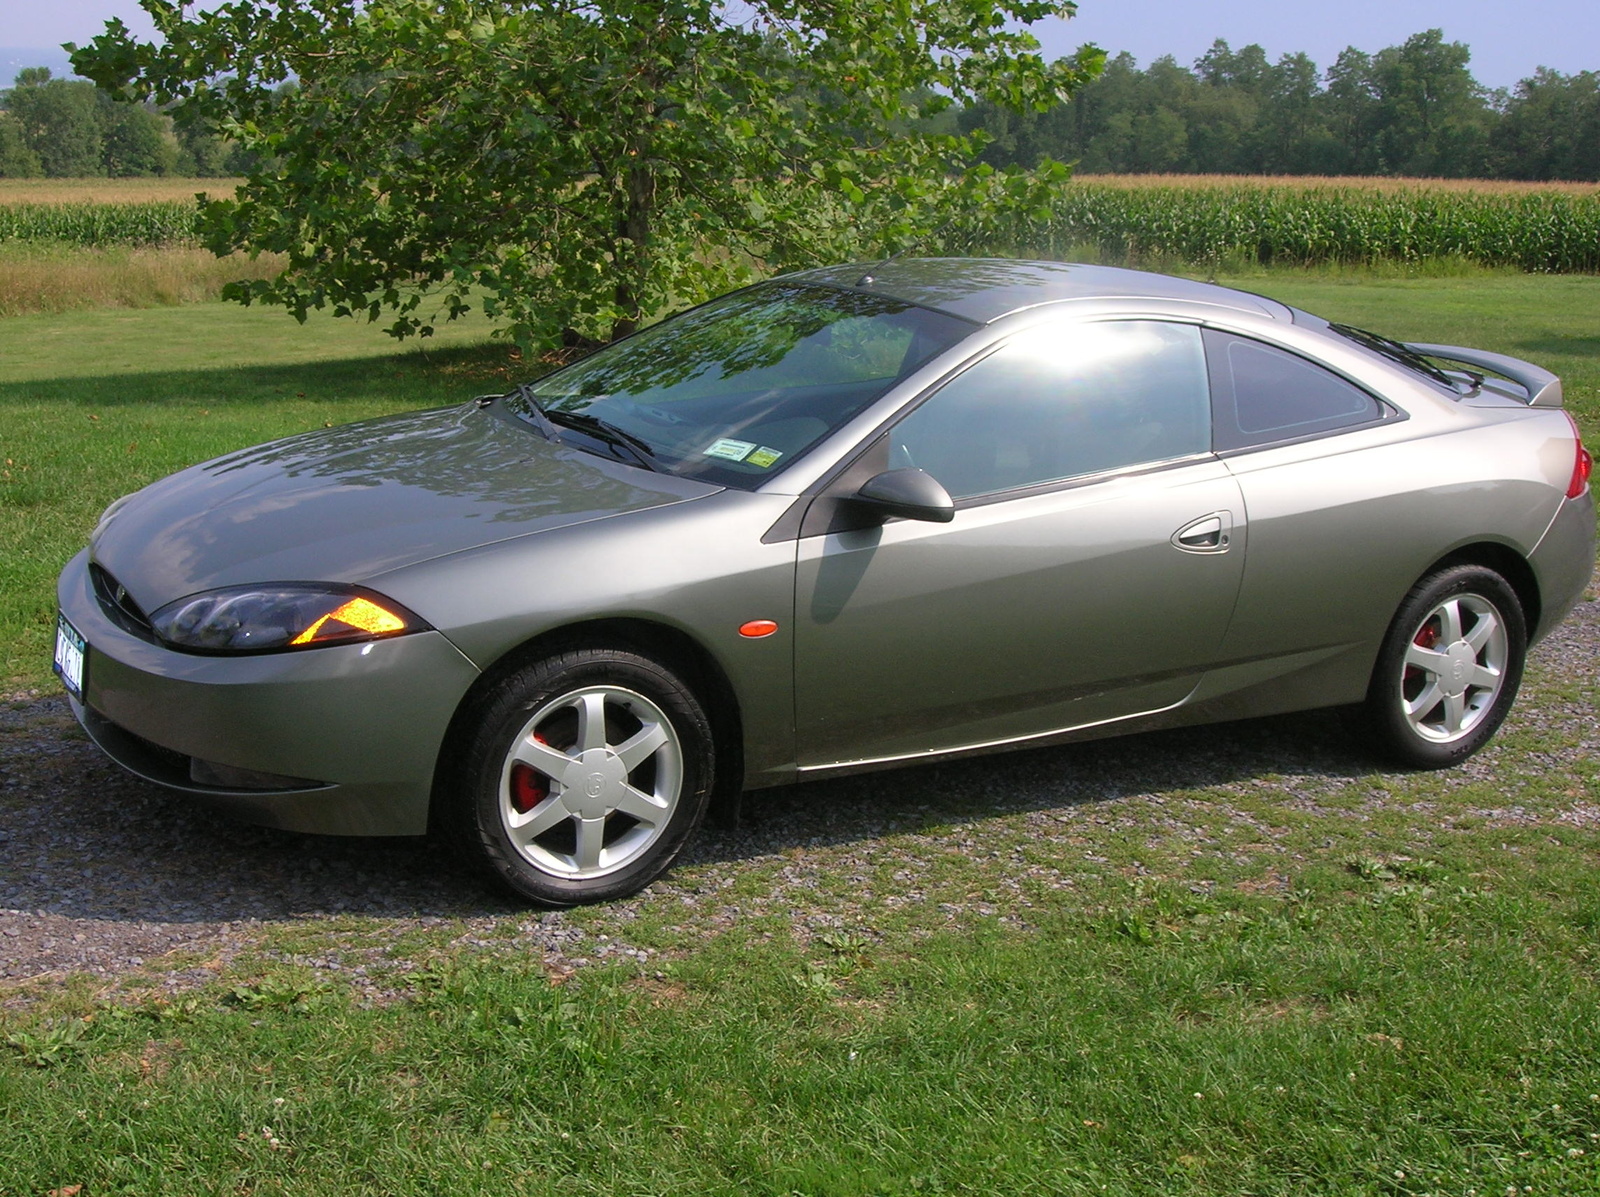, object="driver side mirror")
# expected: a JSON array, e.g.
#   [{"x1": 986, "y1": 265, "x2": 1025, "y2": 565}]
[{"x1": 850, "y1": 468, "x2": 956, "y2": 524}]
